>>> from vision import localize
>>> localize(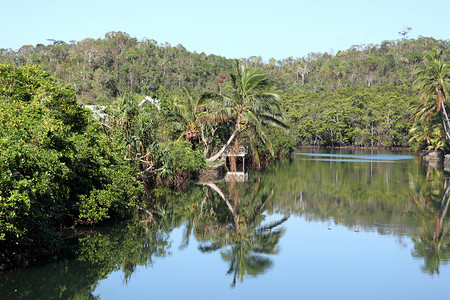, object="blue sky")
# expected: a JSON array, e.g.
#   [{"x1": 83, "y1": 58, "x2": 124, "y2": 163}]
[{"x1": 2, "y1": 0, "x2": 449, "y2": 61}]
